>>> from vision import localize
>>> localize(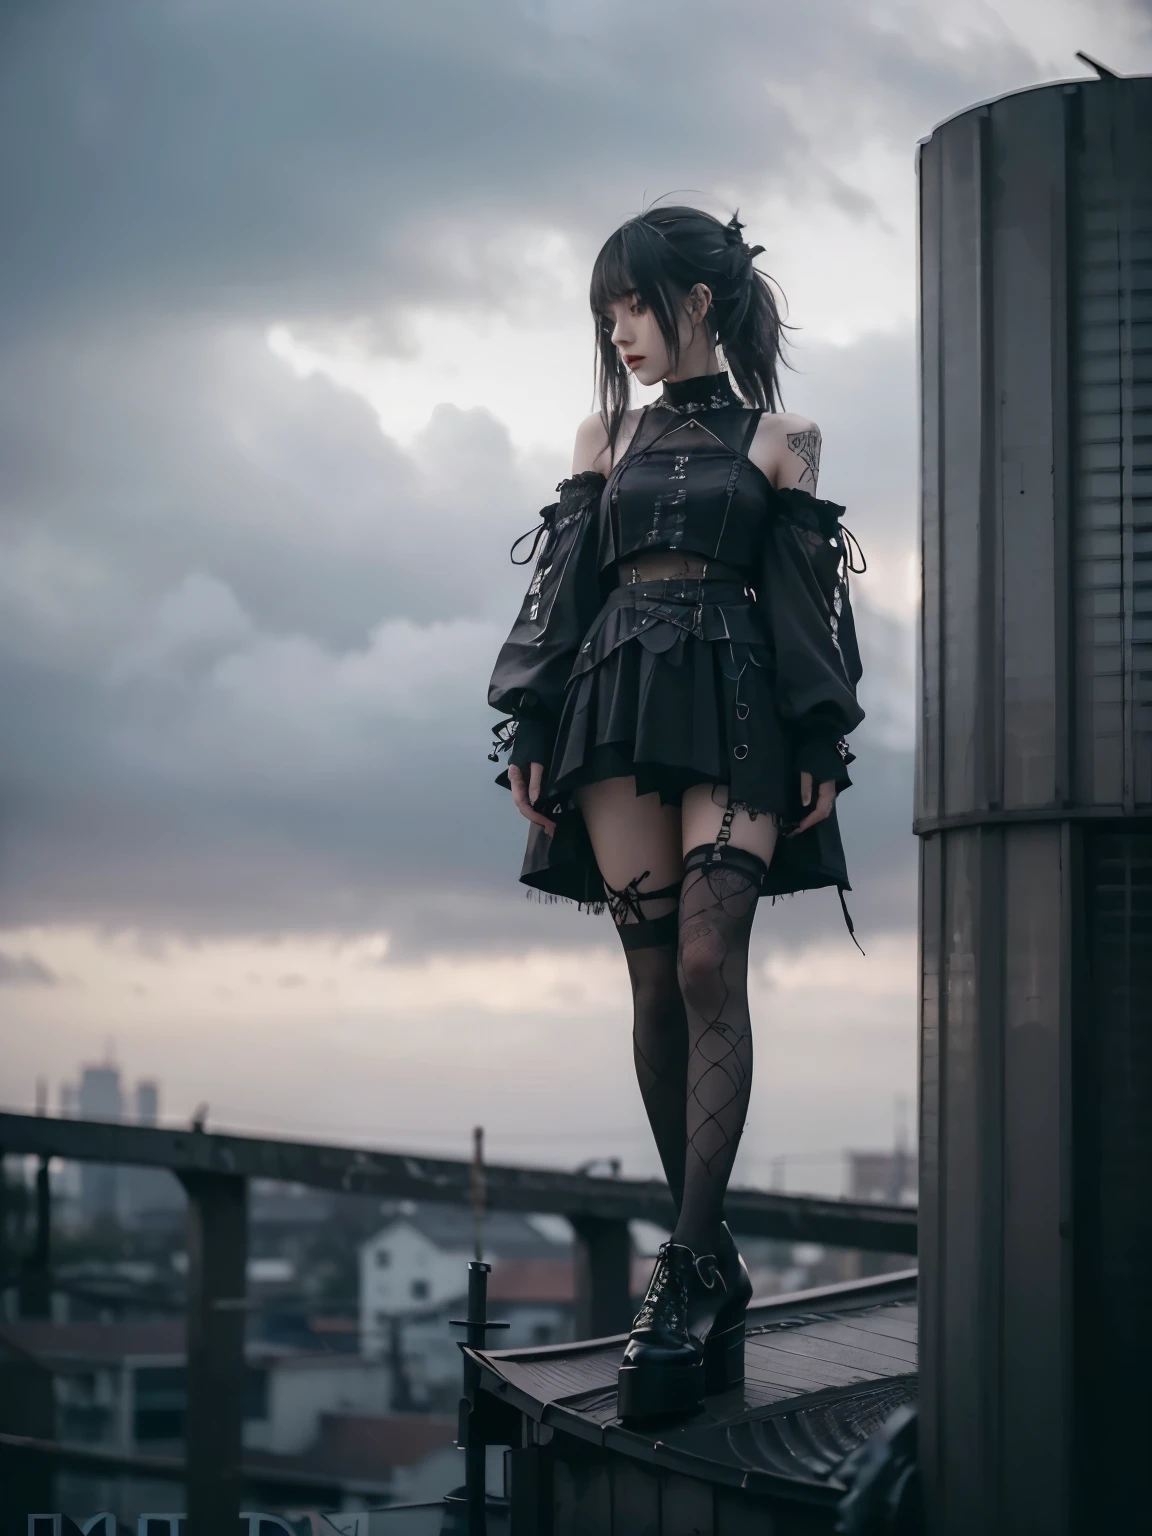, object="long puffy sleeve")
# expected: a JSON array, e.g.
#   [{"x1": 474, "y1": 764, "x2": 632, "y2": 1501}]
[
  {"x1": 757, "y1": 485, "x2": 865, "y2": 788},
  {"x1": 488, "y1": 469, "x2": 607, "y2": 778}
]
